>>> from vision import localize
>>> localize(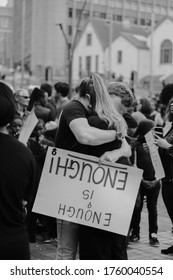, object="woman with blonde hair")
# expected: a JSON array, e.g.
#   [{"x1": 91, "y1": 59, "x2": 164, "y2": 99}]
[
  {"x1": 73, "y1": 74, "x2": 129, "y2": 162},
  {"x1": 55, "y1": 73, "x2": 131, "y2": 260},
  {"x1": 79, "y1": 77, "x2": 134, "y2": 260}
]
